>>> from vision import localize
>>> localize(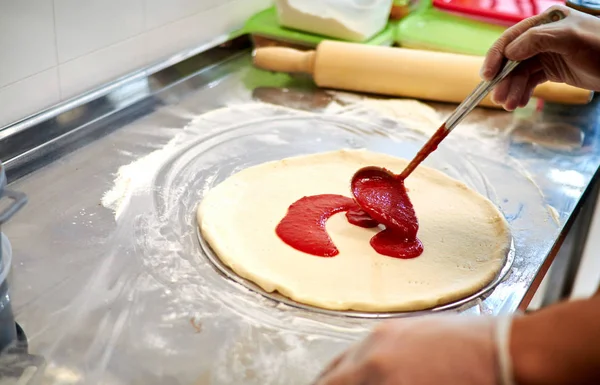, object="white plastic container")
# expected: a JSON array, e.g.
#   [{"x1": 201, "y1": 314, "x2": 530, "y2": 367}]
[{"x1": 275, "y1": 0, "x2": 393, "y2": 42}]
